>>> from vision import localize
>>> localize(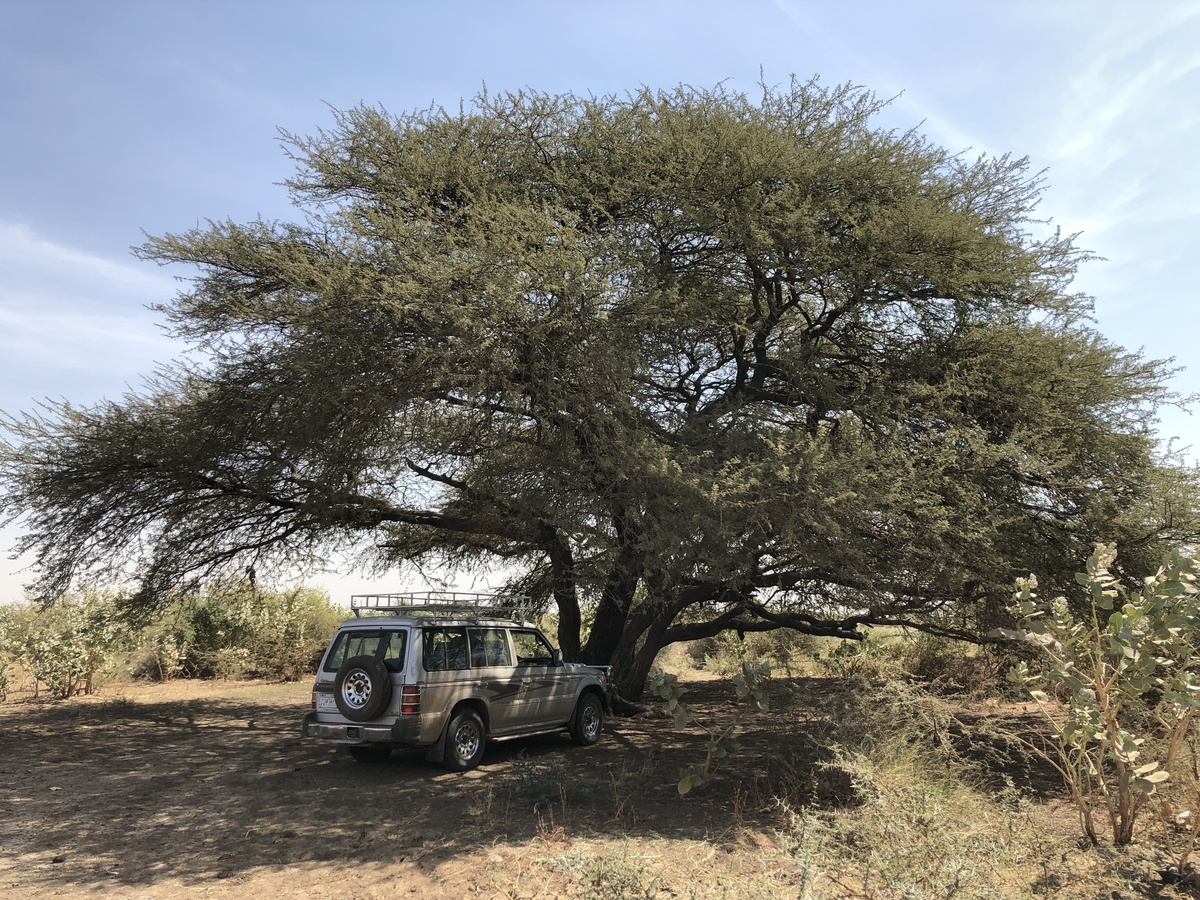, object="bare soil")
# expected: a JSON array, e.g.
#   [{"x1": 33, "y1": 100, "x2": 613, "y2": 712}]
[{"x1": 0, "y1": 675, "x2": 1175, "y2": 898}]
